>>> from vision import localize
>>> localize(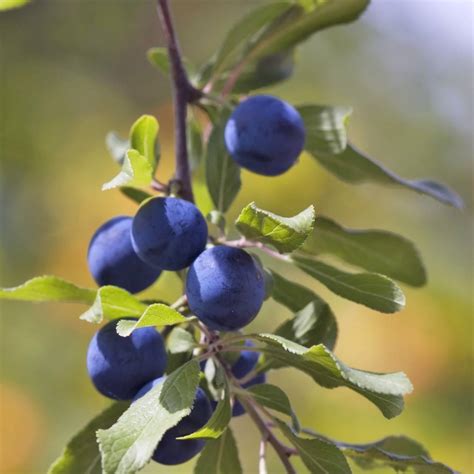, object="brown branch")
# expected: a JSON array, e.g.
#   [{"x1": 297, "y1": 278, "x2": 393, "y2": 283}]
[{"x1": 156, "y1": 0, "x2": 200, "y2": 202}]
